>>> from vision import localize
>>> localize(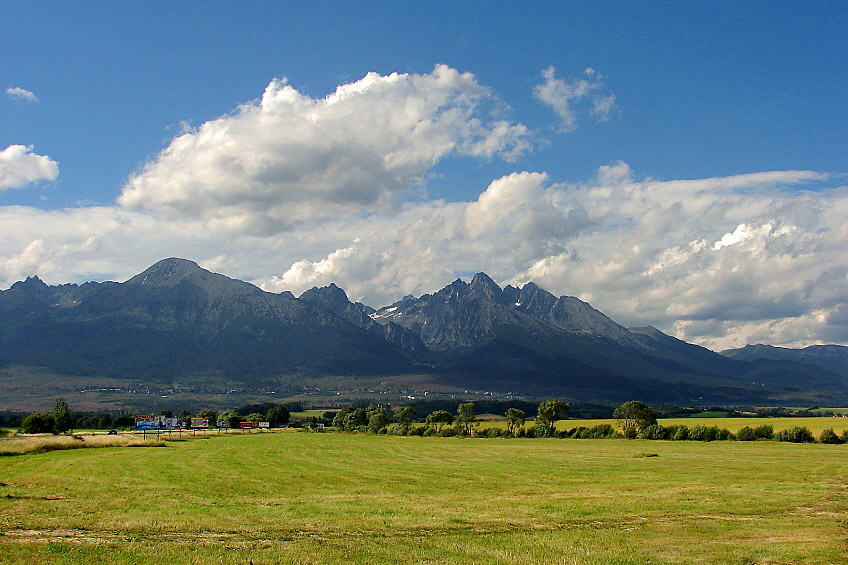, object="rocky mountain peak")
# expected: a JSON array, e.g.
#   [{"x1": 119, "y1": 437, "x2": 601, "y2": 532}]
[
  {"x1": 299, "y1": 283, "x2": 352, "y2": 314},
  {"x1": 470, "y1": 272, "x2": 502, "y2": 300},
  {"x1": 11, "y1": 275, "x2": 48, "y2": 292},
  {"x1": 124, "y1": 258, "x2": 204, "y2": 288}
]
